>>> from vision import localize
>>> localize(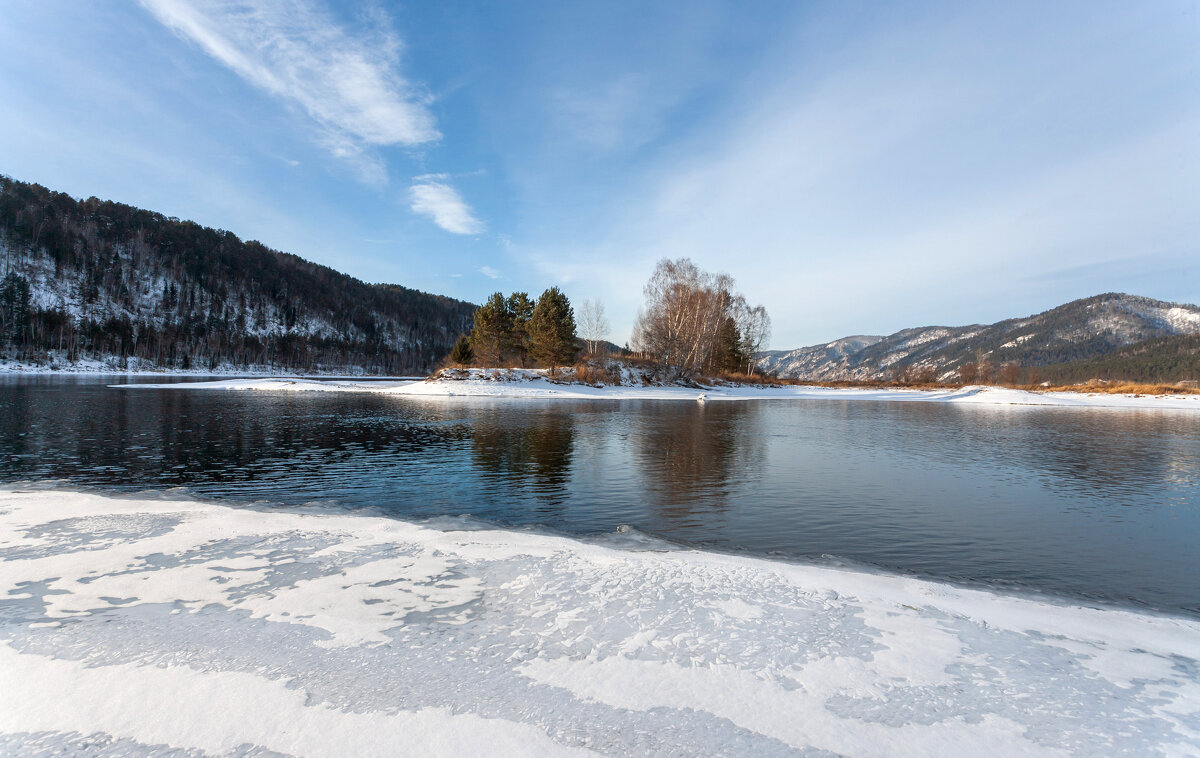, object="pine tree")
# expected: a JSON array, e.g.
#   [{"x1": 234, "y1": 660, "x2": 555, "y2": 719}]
[
  {"x1": 528, "y1": 287, "x2": 578, "y2": 368},
  {"x1": 507, "y1": 291, "x2": 534, "y2": 366},
  {"x1": 449, "y1": 333, "x2": 474, "y2": 366},
  {"x1": 470, "y1": 292, "x2": 512, "y2": 366}
]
